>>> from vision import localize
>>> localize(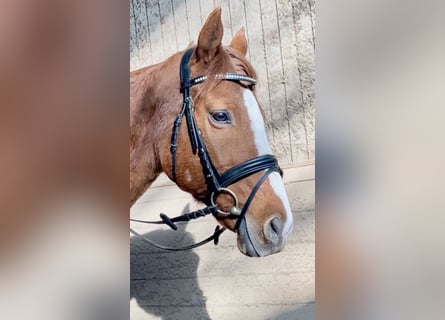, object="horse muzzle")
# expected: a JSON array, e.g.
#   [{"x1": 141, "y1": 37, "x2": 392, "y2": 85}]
[{"x1": 236, "y1": 216, "x2": 286, "y2": 257}]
